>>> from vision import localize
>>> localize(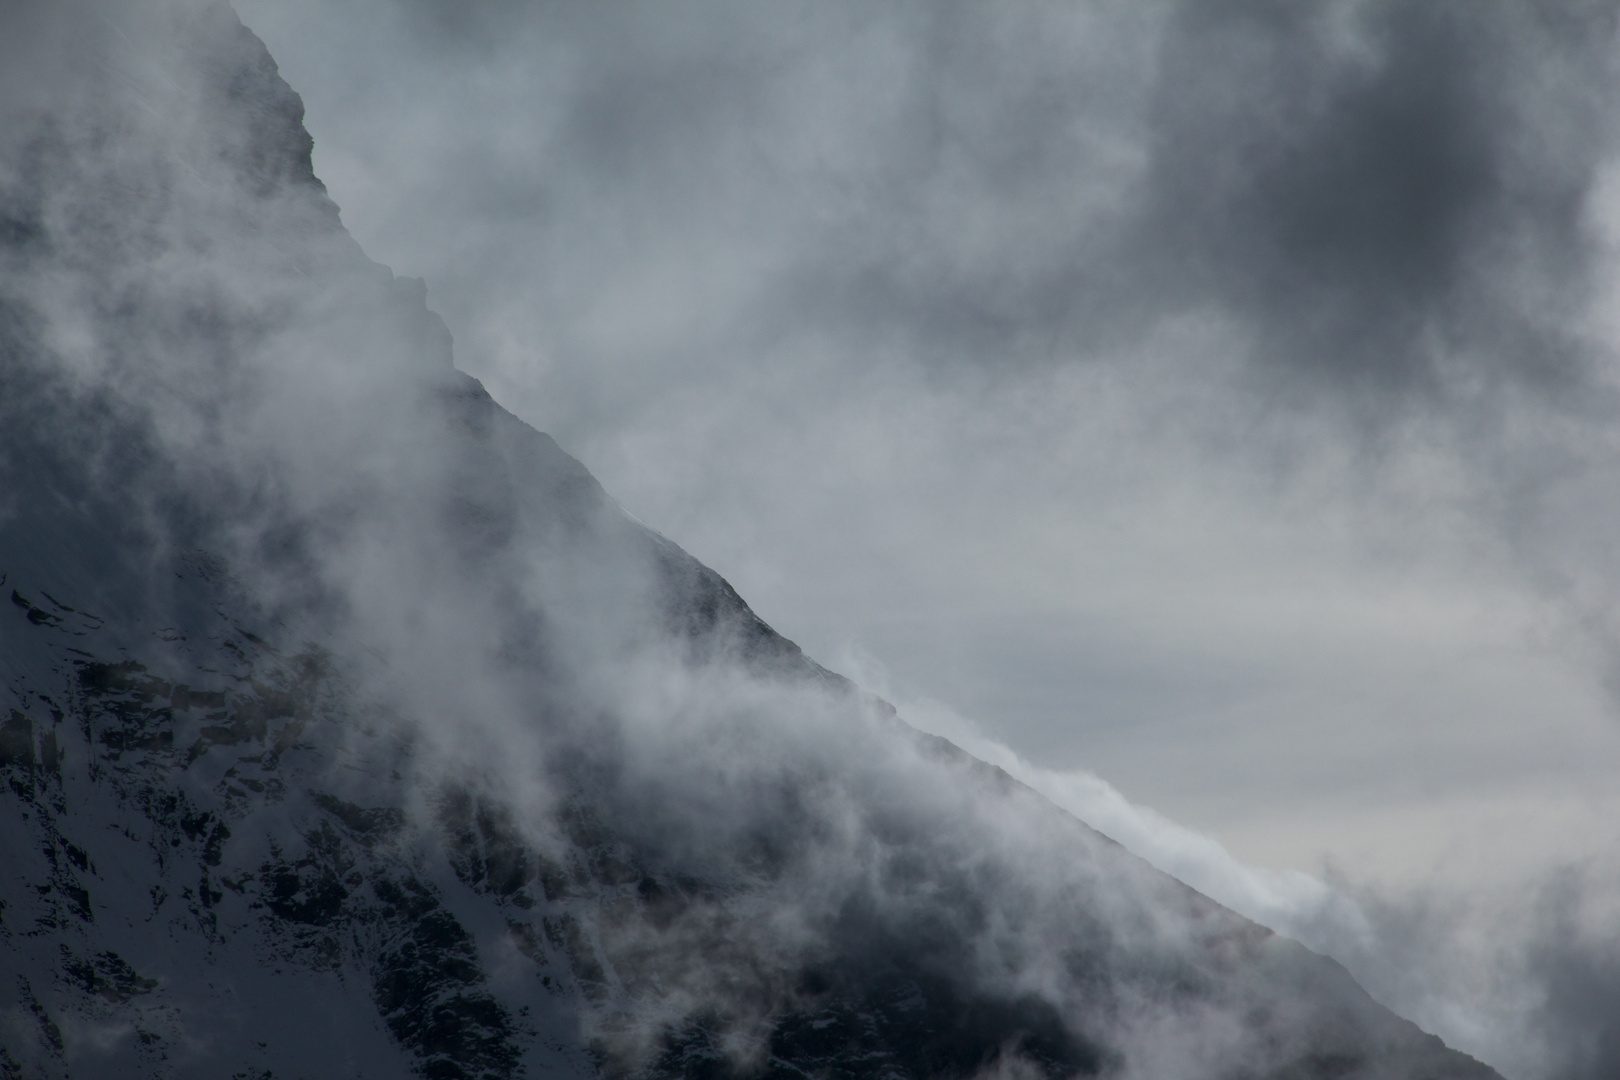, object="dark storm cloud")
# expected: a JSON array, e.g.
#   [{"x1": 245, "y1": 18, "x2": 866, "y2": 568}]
[
  {"x1": 771, "y1": 0, "x2": 1620, "y2": 403},
  {"x1": 1530, "y1": 884, "x2": 1620, "y2": 1080},
  {"x1": 1135, "y1": 1, "x2": 1619, "y2": 400},
  {"x1": 447, "y1": 0, "x2": 1620, "y2": 411},
  {"x1": 254, "y1": 0, "x2": 1620, "y2": 425}
]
